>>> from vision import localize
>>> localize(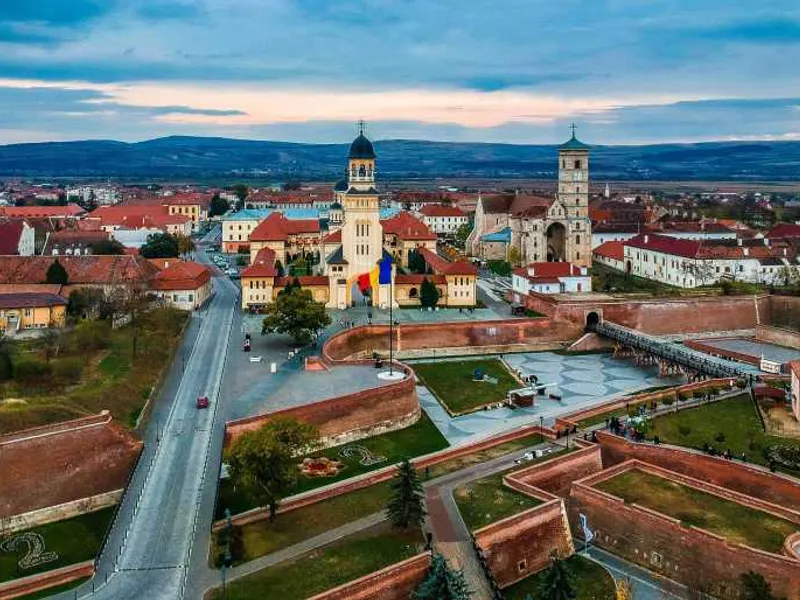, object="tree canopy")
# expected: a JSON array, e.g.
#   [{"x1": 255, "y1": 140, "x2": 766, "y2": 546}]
[
  {"x1": 413, "y1": 553, "x2": 472, "y2": 600},
  {"x1": 45, "y1": 259, "x2": 68, "y2": 284},
  {"x1": 454, "y1": 222, "x2": 472, "y2": 249},
  {"x1": 538, "y1": 554, "x2": 575, "y2": 600},
  {"x1": 140, "y1": 232, "x2": 180, "y2": 258},
  {"x1": 420, "y1": 277, "x2": 440, "y2": 308},
  {"x1": 227, "y1": 417, "x2": 320, "y2": 522},
  {"x1": 261, "y1": 285, "x2": 331, "y2": 345},
  {"x1": 89, "y1": 238, "x2": 126, "y2": 255},
  {"x1": 739, "y1": 571, "x2": 785, "y2": 600},
  {"x1": 209, "y1": 193, "x2": 230, "y2": 217},
  {"x1": 386, "y1": 458, "x2": 426, "y2": 529},
  {"x1": 176, "y1": 234, "x2": 196, "y2": 257}
]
